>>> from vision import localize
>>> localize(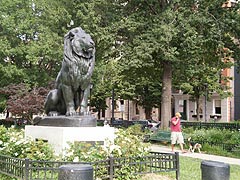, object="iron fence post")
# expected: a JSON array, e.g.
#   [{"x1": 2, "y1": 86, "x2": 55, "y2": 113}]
[
  {"x1": 175, "y1": 152, "x2": 180, "y2": 180},
  {"x1": 109, "y1": 155, "x2": 114, "y2": 180},
  {"x1": 24, "y1": 158, "x2": 29, "y2": 180}
]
